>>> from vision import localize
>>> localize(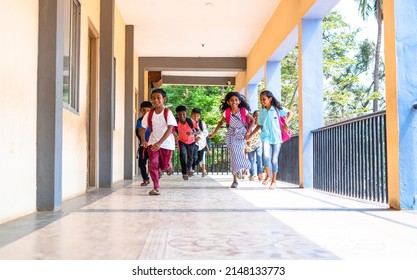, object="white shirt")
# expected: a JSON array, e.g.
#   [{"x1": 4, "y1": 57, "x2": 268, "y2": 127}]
[
  {"x1": 141, "y1": 108, "x2": 177, "y2": 150},
  {"x1": 195, "y1": 120, "x2": 208, "y2": 151}
]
